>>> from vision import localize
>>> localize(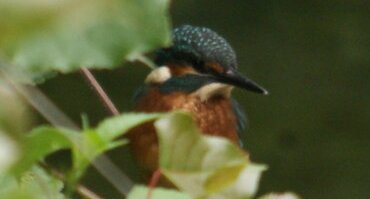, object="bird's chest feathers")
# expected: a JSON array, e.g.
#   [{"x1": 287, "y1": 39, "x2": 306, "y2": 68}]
[
  {"x1": 135, "y1": 87, "x2": 239, "y2": 141},
  {"x1": 136, "y1": 85, "x2": 233, "y2": 112}
]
